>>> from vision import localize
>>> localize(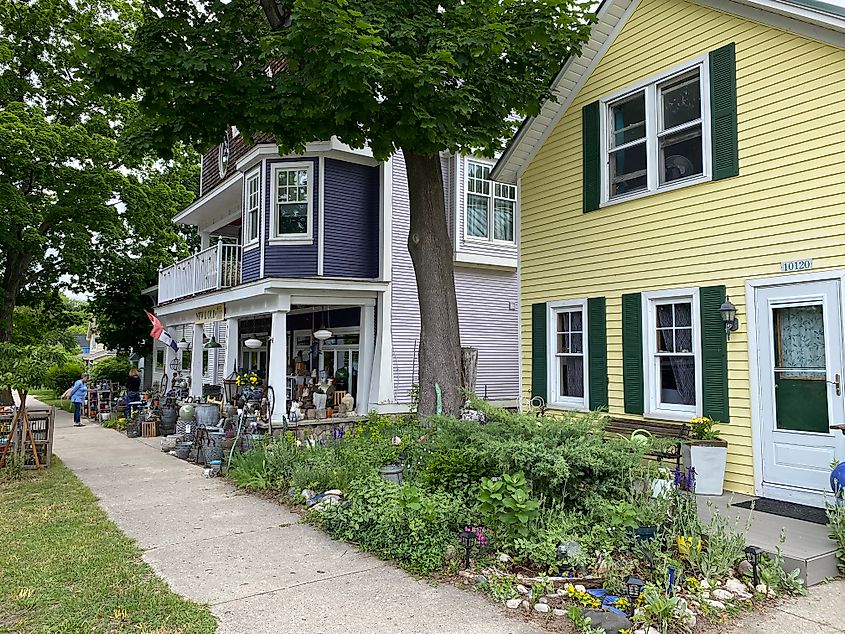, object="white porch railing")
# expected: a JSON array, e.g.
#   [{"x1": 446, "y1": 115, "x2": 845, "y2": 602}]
[{"x1": 159, "y1": 243, "x2": 242, "y2": 303}]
